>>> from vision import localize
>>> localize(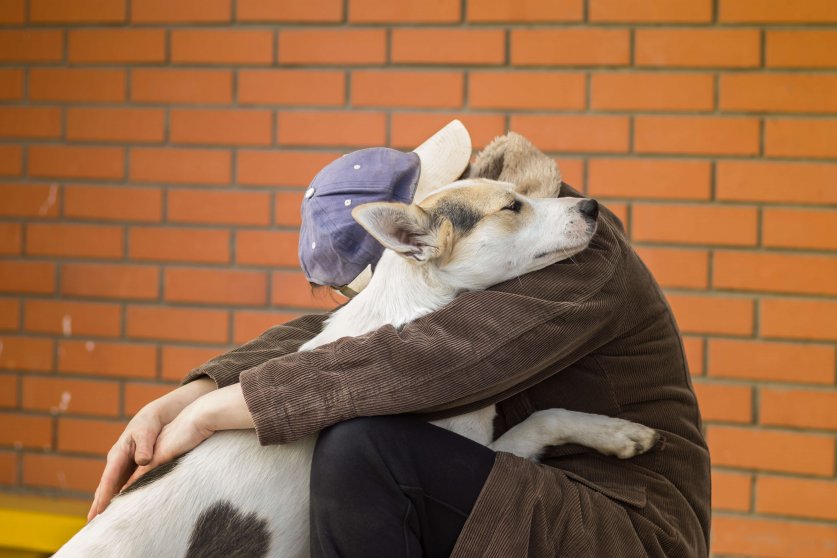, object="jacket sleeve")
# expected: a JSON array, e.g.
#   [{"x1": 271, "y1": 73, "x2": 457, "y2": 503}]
[
  {"x1": 181, "y1": 313, "x2": 330, "y2": 388},
  {"x1": 241, "y1": 221, "x2": 629, "y2": 445}
]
